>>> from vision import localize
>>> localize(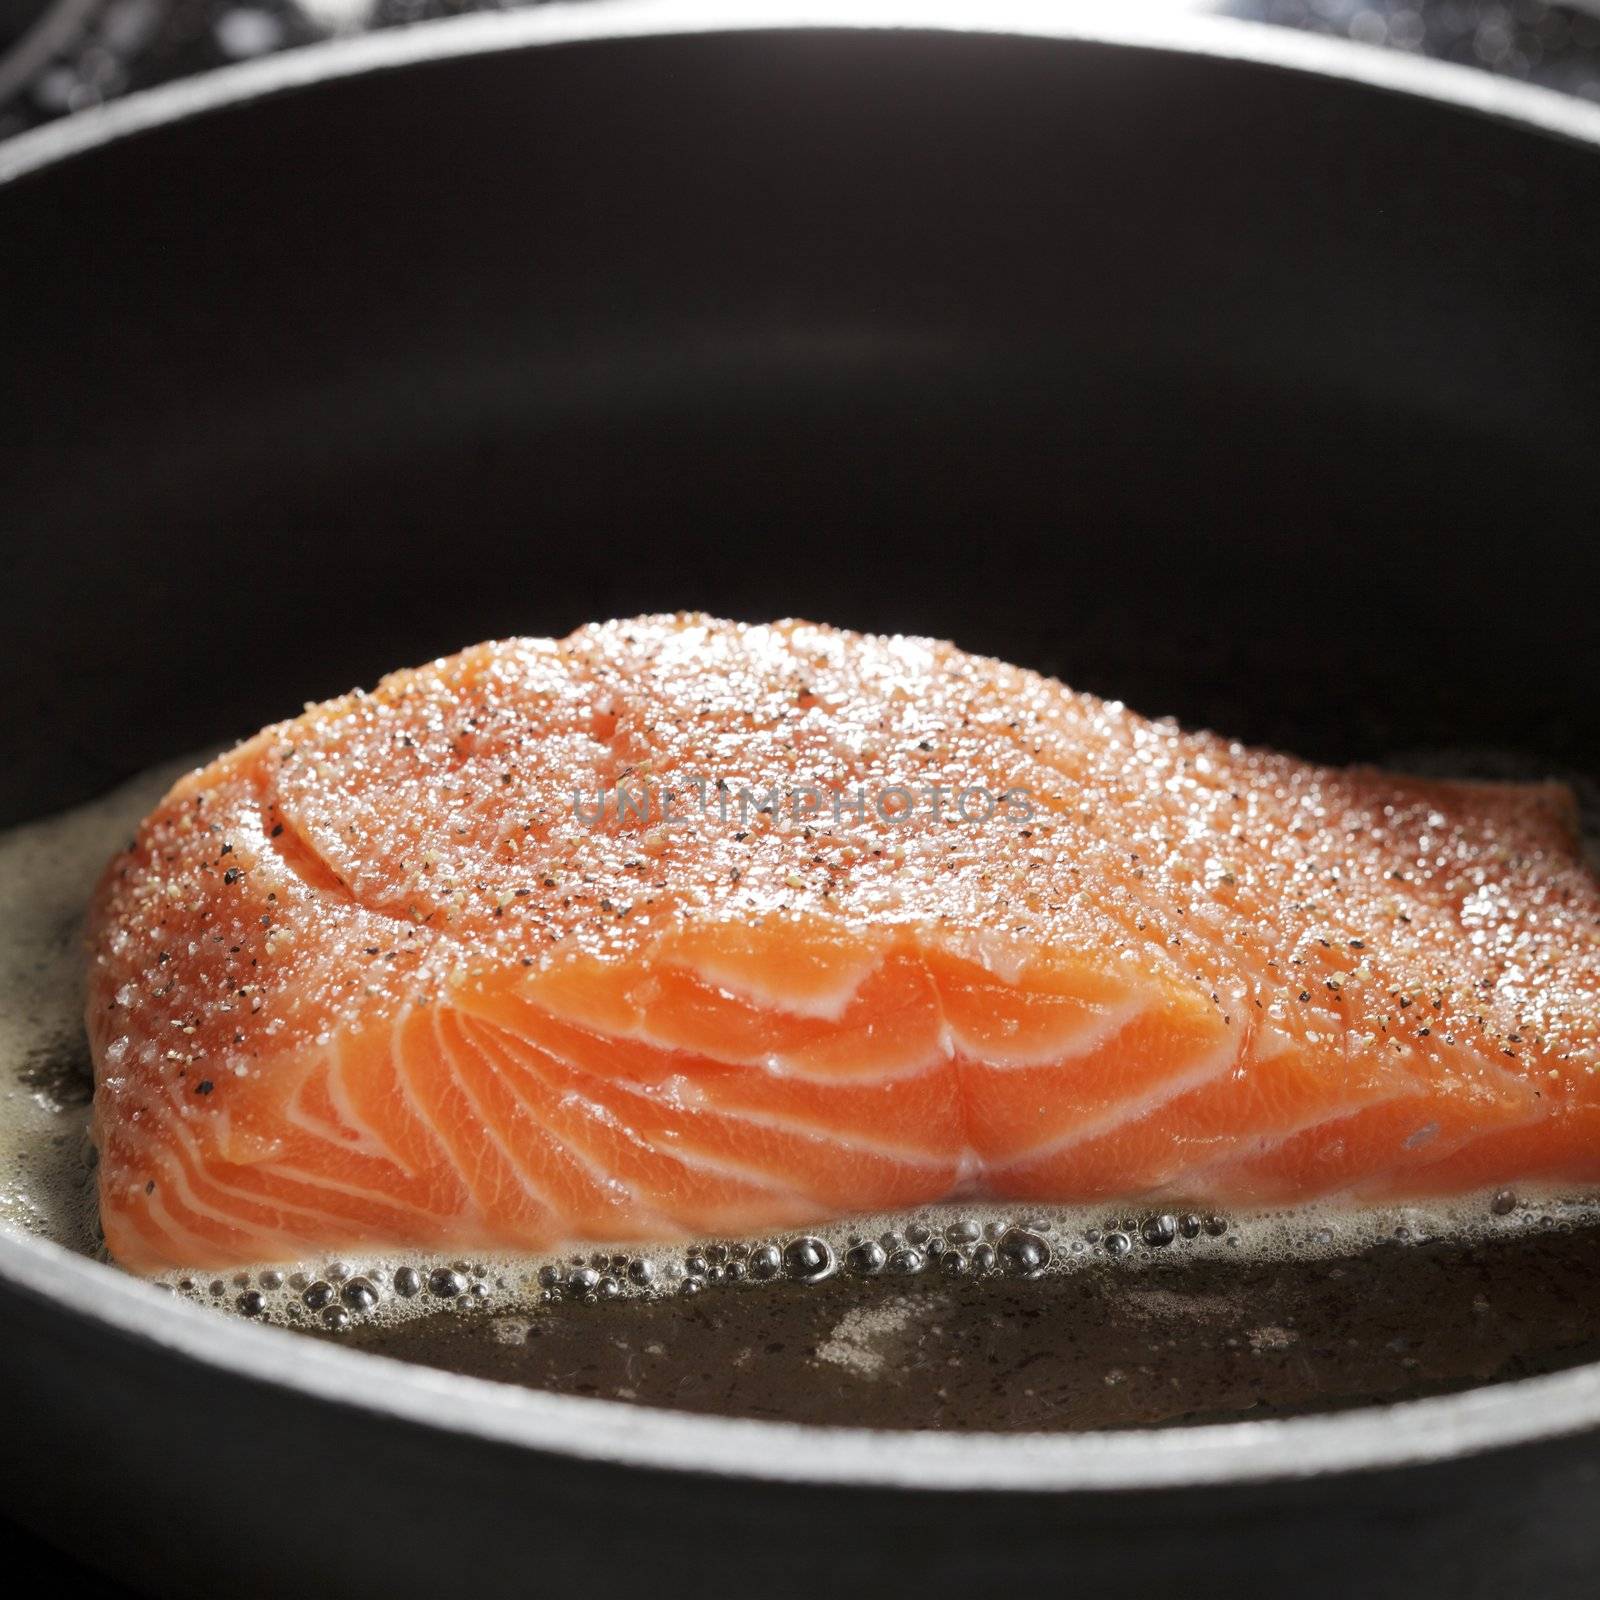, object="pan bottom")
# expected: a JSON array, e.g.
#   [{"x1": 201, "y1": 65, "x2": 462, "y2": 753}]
[{"x1": 325, "y1": 1215, "x2": 1600, "y2": 1431}]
